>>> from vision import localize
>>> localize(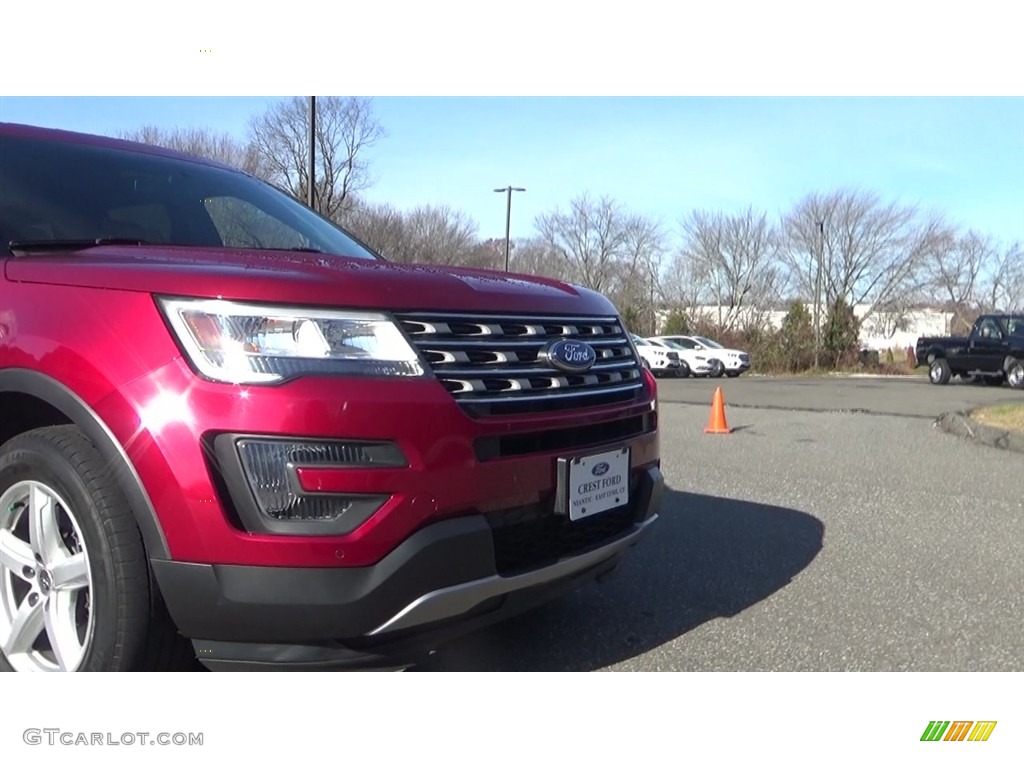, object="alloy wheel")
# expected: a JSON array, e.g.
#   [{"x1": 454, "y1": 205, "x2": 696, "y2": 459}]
[{"x1": 0, "y1": 480, "x2": 95, "y2": 671}]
